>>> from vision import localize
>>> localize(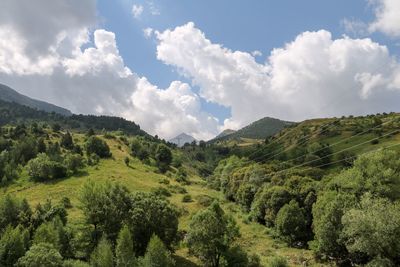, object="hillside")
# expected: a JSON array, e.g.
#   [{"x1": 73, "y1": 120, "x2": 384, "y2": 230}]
[
  {"x1": 1, "y1": 104, "x2": 400, "y2": 267},
  {"x1": 0, "y1": 83, "x2": 72, "y2": 116},
  {"x1": 0, "y1": 122, "x2": 318, "y2": 266},
  {"x1": 210, "y1": 117, "x2": 294, "y2": 144},
  {"x1": 0, "y1": 99, "x2": 148, "y2": 136}
]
